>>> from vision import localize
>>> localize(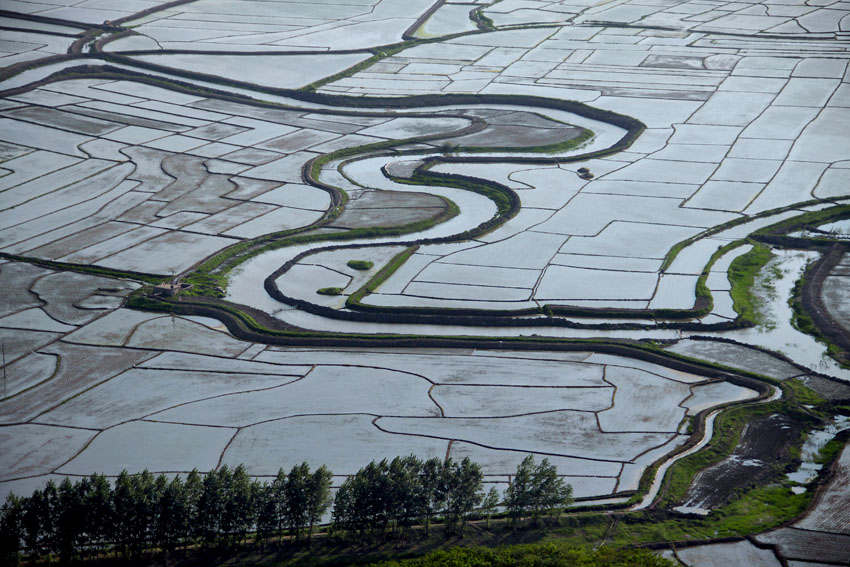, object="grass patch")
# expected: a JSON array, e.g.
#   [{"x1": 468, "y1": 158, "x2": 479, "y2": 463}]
[
  {"x1": 815, "y1": 436, "x2": 846, "y2": 465},
  {"x1": 710, "y1": 484, "x2": 810, "y2": 534},
  {"x1": 347, "y1": 260, "x2": 374, "y2": 271},
  {"x1": 609, "y1": 486, "x2": 810, "y2": 547},
  {"x1": 782, "y1": 378, "x2": 826, "y2": 406},
  {"x1": 372, "y1": 543, "x2": 674, "y2": 567},
  {"x1": 317, "y1": 287, "x2": 343, "y2": 296},
  {"x1": 728, "y1": 242, "x2": 774, "y2": 324}
]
